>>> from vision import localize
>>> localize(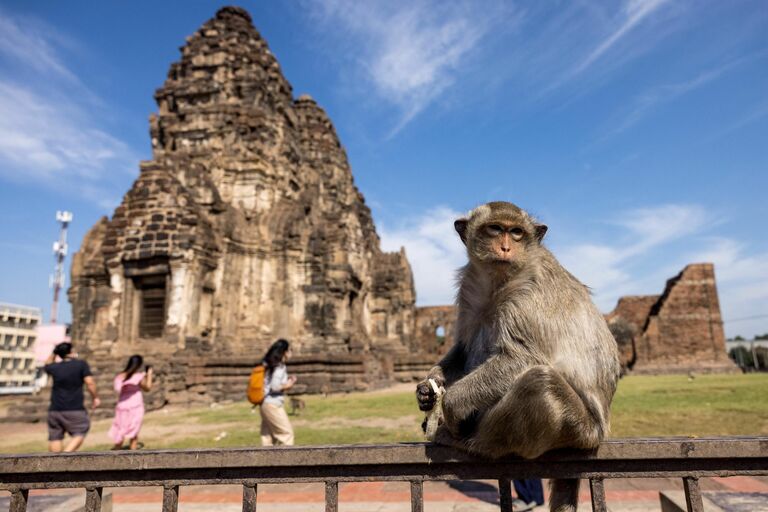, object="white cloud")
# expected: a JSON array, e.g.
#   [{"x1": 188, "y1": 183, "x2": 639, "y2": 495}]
[
  {"x1": 556, "y1": 243, "x2": 632, "y2": 296},
  {"x1": 613, "y1": 204, "x2": 710, "y2": 255},
  {"x1": 556, "y1": 204, "x2": 711, "y2": 307},
  {"x1": 535, "y1": 0, "x2": 684, "y2": 98},
  {"x1": 572, "y1": 0, "x2": 673, "y2": 76},
  {"x1": 306, "y1": 0, "x2": 508, "y2": 134},
  {"x1": 688, "y1": 238, "x2": 768, "y2": 338},
  {"x1": 0, "y1": 82, "x2": 133, "y2": 179},
  {"x1": 379, "y1": 206, "x2": 466, "y2": 306},
  {"x1": 0, "y1": 9, "x2": 78, "y2": 82},
  {"x1": 605, "y1": 55, "x2": 762, "y2": 137},
  {"x1": 0, "y1": 10, "x2": 137, "y2": 207},
  {"x1": 706, "y1": 98, "x2": 768, "y2": 142}
]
